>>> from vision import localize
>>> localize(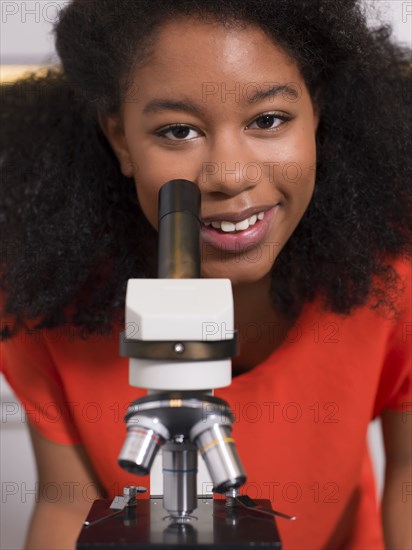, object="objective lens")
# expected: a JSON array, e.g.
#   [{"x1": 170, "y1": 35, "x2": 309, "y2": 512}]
[
  {"x1": 118, "y1": 415, "x2": 169, "y2": 475},
  {"x1": 190, "y1": 415, "x2": 246, "y2": 494},
  {"x1": 163, "y1": 440, "x2": 197, "y2": 517}
]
